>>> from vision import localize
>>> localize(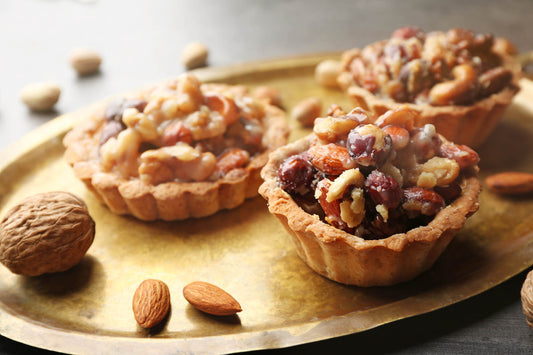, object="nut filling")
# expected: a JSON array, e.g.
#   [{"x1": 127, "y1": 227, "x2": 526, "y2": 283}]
[
  {"x1": 97, "y1": 74, "x2": 271, "y2": 183},
  {"x1": 339, "y1": 27, "x2": 516, "y2": 106},
  {"x1": 276, "y1": 106, "x2": 479, "y2": 240}
]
